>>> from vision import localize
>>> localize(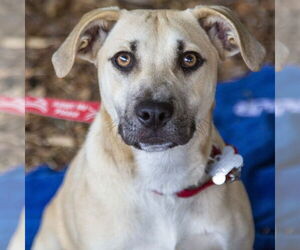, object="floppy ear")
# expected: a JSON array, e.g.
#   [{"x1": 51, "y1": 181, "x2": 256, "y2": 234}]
[
  {"x1": 52, "y1": 7, "x2": 120, "y2": 78},
  {"x1": 191, "y1": 5, "x2": 266, "y2": 71}
]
